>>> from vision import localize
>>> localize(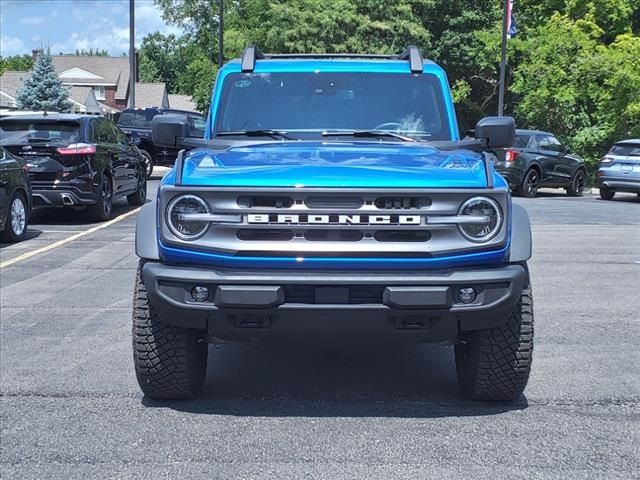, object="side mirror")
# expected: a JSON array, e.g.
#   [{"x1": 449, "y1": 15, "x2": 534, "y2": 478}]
[
  {"x1": 474, "y1": 116, "x2": 515, "y2": 149},
  {"x1": 129, "y1": 131, "x2": 141, "y2": 146},
  {"x1": 152, "y1": 114, "x2": 190, "y2": 148}
]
